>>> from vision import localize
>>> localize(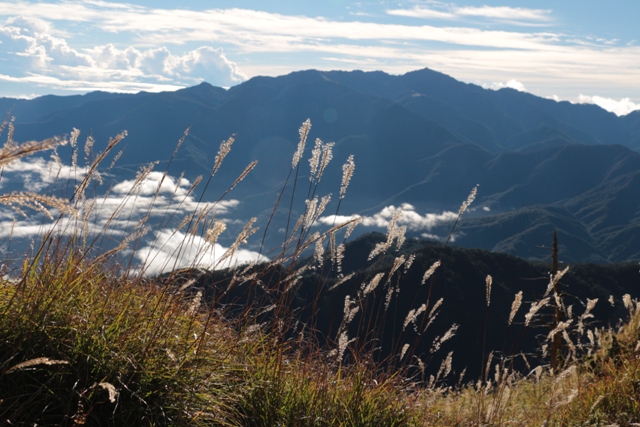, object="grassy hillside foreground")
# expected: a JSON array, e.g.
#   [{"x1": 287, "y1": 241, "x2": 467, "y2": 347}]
[{"x1": 1, "y1": 119, "x2": 640, "y2": 426}]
